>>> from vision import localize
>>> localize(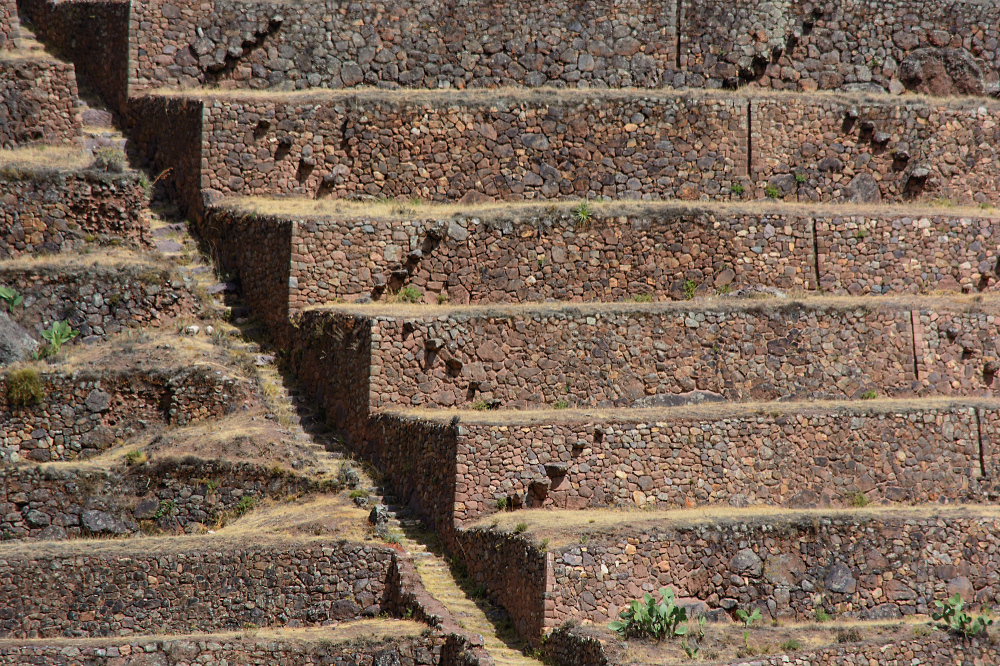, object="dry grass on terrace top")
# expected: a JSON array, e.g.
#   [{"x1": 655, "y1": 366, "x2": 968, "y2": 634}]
[
  {"x1": 312, "y1": 292, "x2": 1000, "y2": 319},
  {"x1": 0, "y1": 246, "x2": 172, "y2": 273},
  {"x1": 385, "y1": 396, "x2": 1000, "y2": 426},
  {"x1": 221, "y1": 195, "x2": 1000, "y2": 223},
  {"x1": 0, "y1": 493, "x2": 373, "y2": 557},
  {"x1": 0, "y1": 619, "x2": 430, "y2": 647},
  {"x1": 157, "y1": 85, "x2": 1000, "y2": 109},
  {"x1": 472, "y1": 505, "x2": 1000, "y2": 547},
  {"x1": 0, "y1": 146, "x2": 90, "y2": 171}
]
